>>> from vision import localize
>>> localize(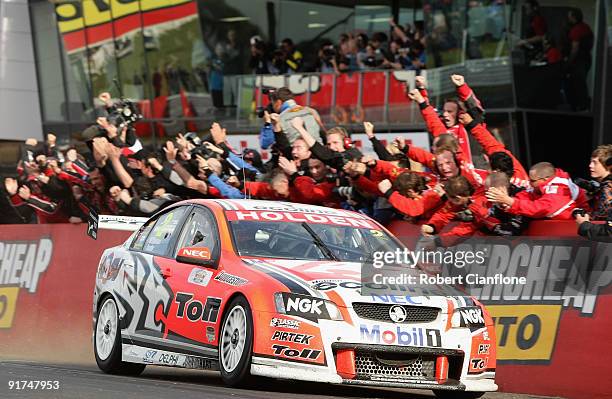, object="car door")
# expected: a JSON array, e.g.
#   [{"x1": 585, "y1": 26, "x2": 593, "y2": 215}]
[
  {"x1": 157, "y1": 205, "x2": 222, "y2": 349},
  {"x1": 125, "y1": 205, "x2": 190, "y2": 345}
]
